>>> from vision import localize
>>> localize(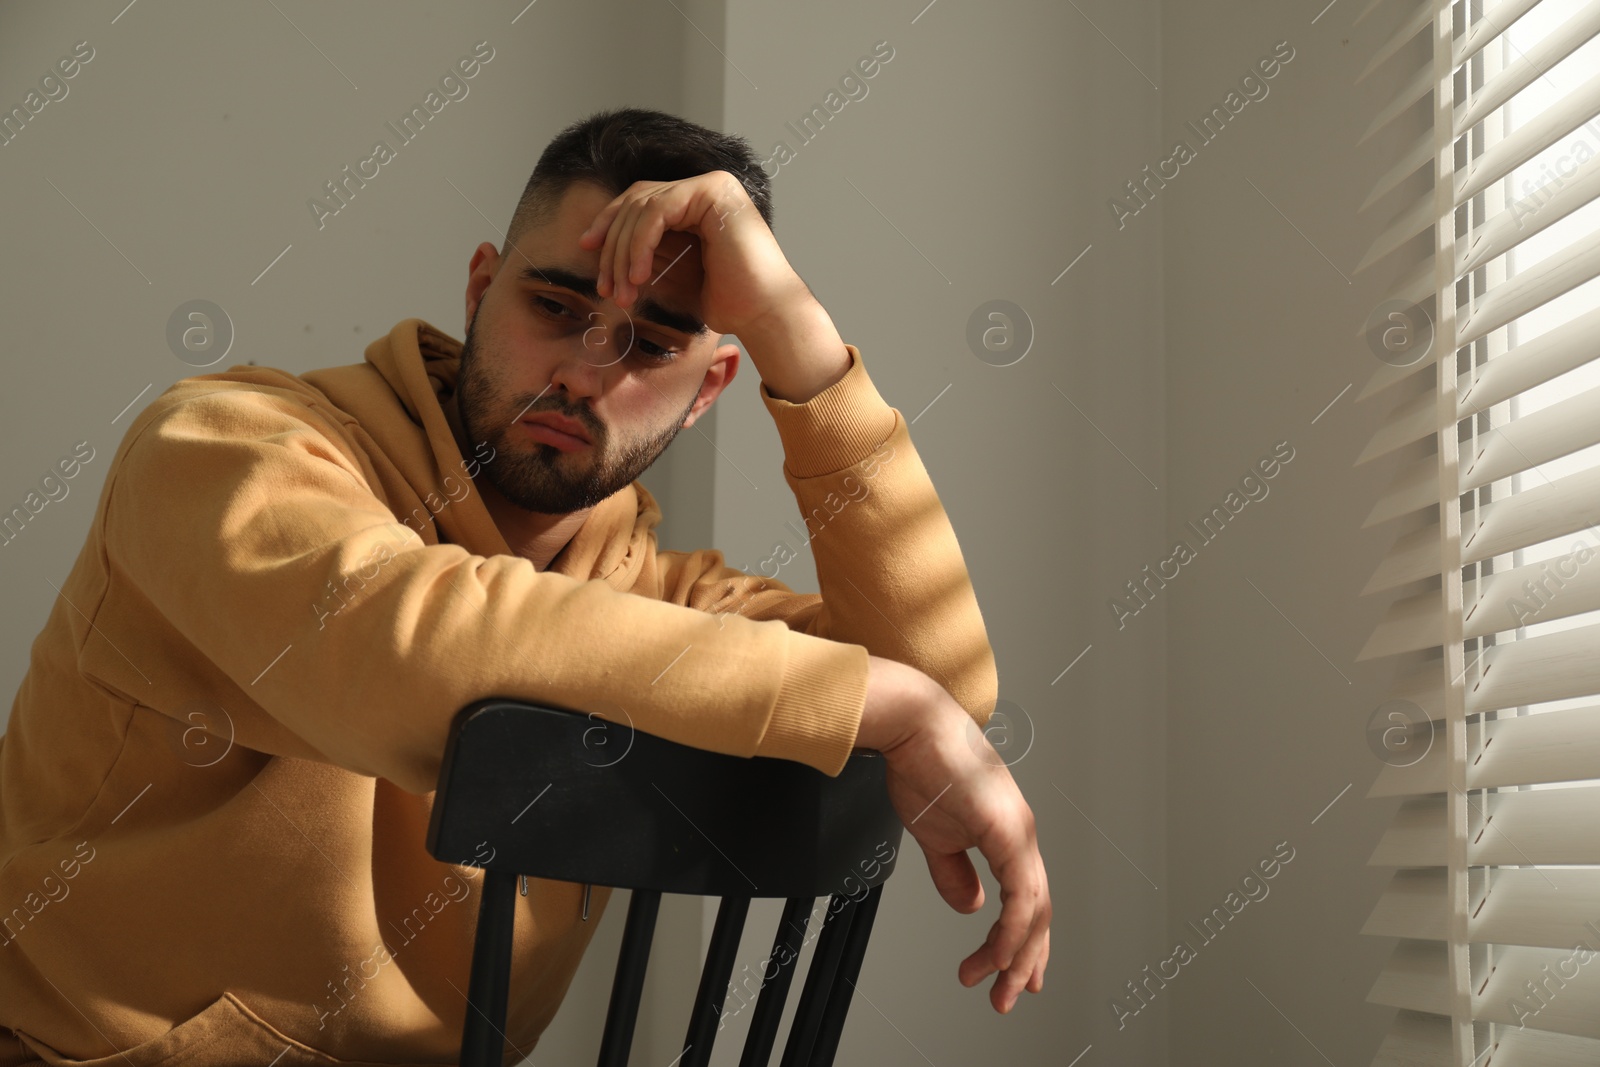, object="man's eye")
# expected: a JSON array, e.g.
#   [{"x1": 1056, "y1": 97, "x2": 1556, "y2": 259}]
[
  {"x1": 536, "y1": 296, "x2": 677, "y2": 363},
  {"x1": 632, "y1": 336, "x2": 678, "y2": 362},
  {"x1": 533, "y1": 296, "x2": 573, "y2": 319}
]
